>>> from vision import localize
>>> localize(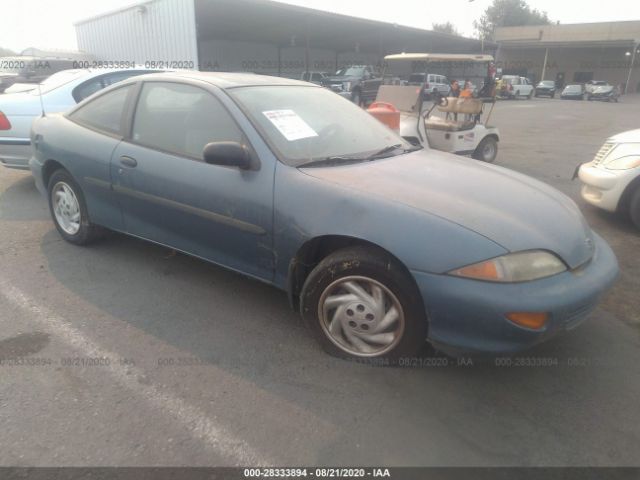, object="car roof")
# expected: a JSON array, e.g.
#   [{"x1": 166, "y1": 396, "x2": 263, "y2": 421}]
[{"x1": 128, "y1": 71, "x2": 314, "y2": 89}]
